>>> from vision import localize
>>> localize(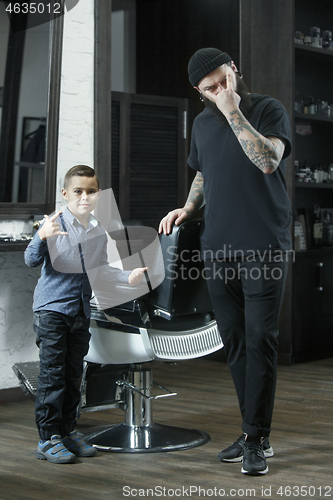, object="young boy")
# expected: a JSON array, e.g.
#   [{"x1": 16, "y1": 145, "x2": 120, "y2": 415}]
[{"x1": 25, "y1": 165, "x2": 147, "y2": 464}]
